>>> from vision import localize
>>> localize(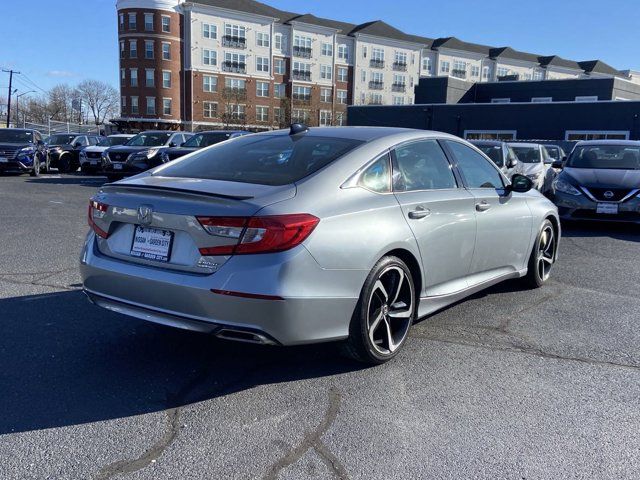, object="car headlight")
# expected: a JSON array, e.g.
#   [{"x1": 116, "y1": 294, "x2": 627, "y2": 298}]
[
  {"x1": 16, "y1": 146, "x2": 36, "y2": 158},
  {"x1": 101, "y1": 152, "x2": 109, "y2": 162},
  {"x1": 138, "y1": 148, "x2": 160, "y2": 159},
  {"x1": 80, "y1": 151, "x2": 87, "y2": 159},
  {"x1": 553, "y1": 178, "x2": 582, "y2": 196}
]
